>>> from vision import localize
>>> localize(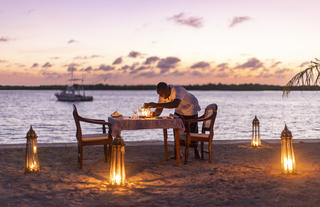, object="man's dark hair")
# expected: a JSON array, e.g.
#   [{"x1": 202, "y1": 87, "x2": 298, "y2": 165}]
[{"x1": 156, "y1": 82, "x2": 168, "y2": 92}]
